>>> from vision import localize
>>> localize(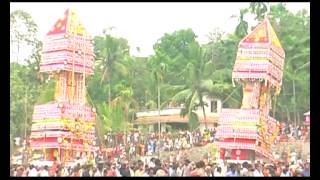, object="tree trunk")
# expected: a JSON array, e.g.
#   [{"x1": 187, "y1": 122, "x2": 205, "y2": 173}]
[
  {"x1": 157, "y1": 79, "x2": 161, "y2": 158},
  {"x1": 108, "y1": 78, "x2": 111, "y2": 110},
  {"x1": 286, "y1": 107, "x2": 291, "y2": 124},
  {"x1": 24, "y1": 88, "x2": 28, "y2": 142},
  {"x1": 298, "y1": 112, "x2": 300, "y2": 126},
  {"x1": 293, "y1": 80, "x2": 296, "y2": 127},
  {"x1": 212, "y1": 44, "x2": 216, "y2": 72},
  {"x1": 200, "y1": 95, "x2": 207, "y2": 129}
]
